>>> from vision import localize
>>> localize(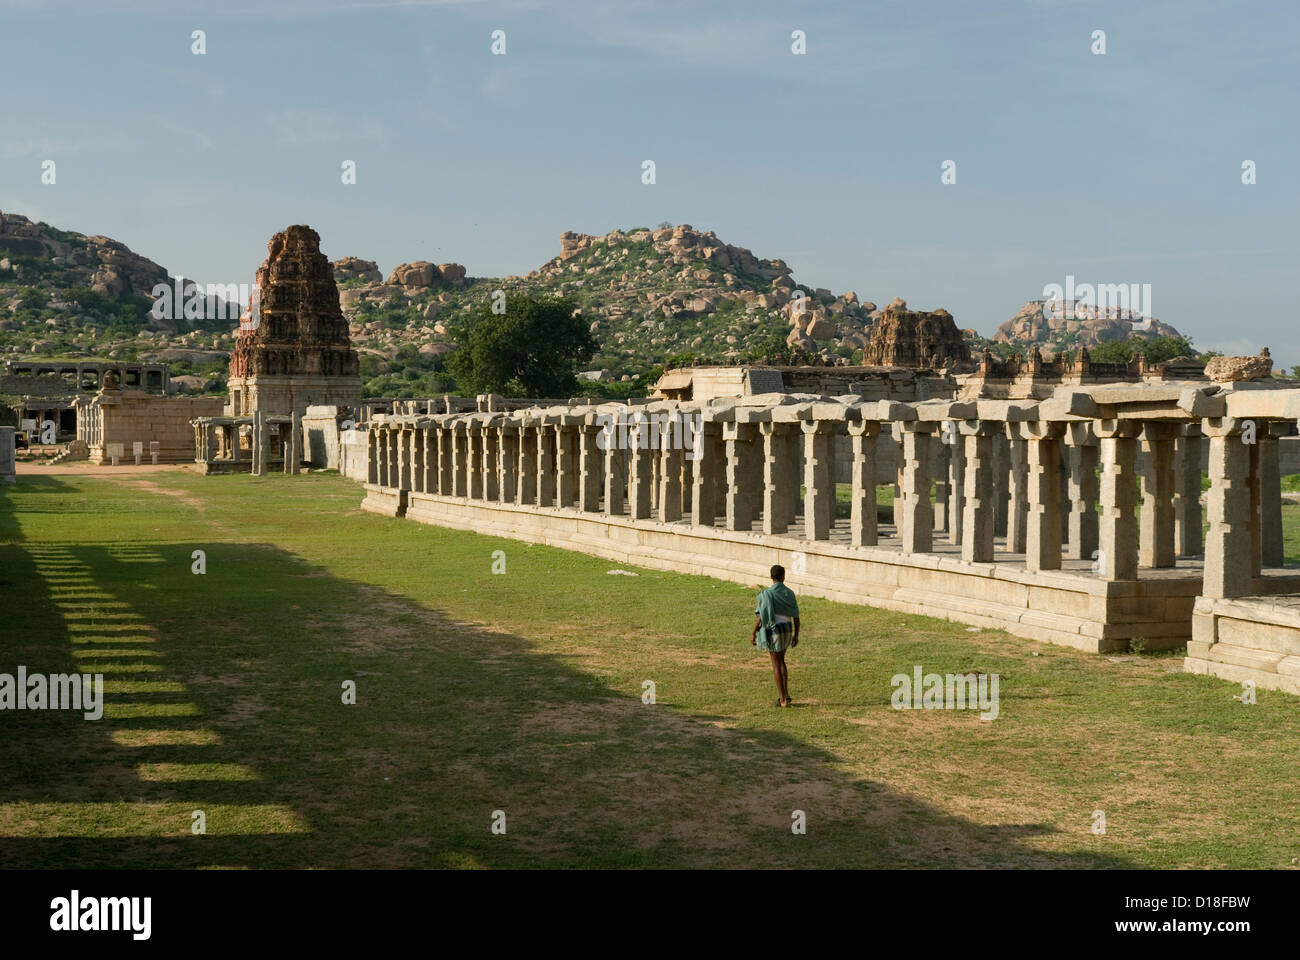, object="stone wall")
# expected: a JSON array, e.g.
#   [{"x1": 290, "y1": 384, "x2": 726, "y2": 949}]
[{"x1": 87, "y1": 391, "x2": 225, "y2": 463}]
